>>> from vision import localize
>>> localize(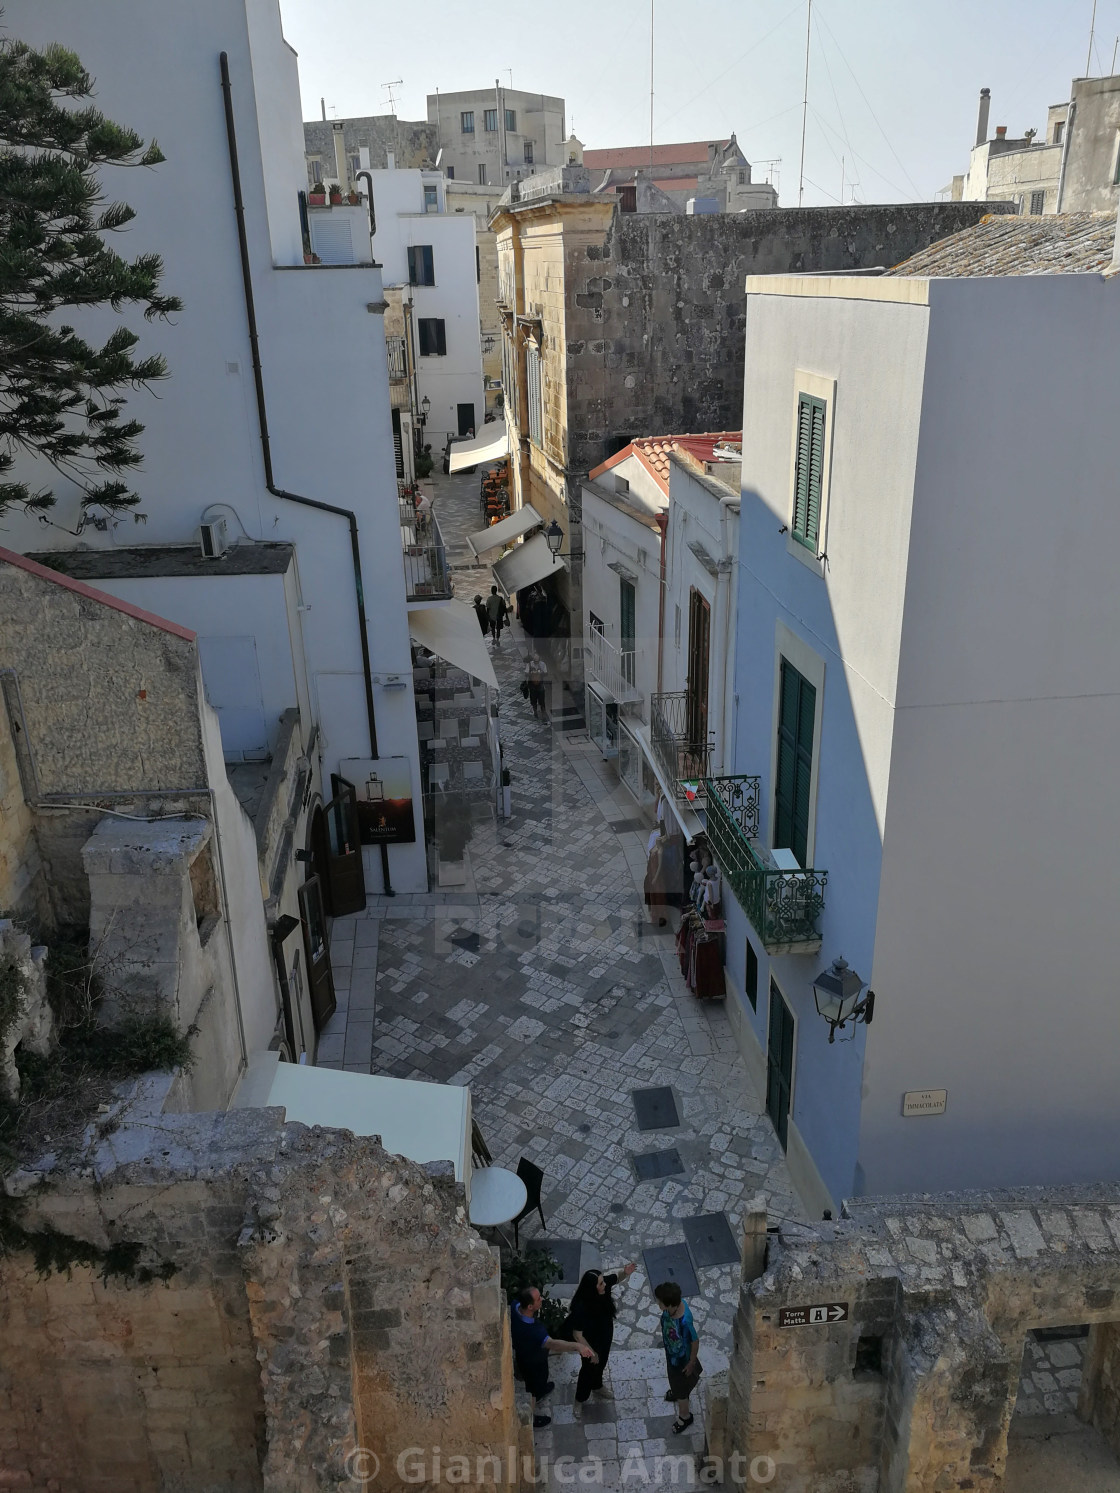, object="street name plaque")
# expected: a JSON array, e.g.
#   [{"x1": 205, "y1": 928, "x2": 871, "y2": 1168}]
[
  {"x1": 902, "y1": 1089, "x2": 948, "y2": 1117},
  {"x1": 779, "y1": 1302, "x2": 849, "y2": 1328}
]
